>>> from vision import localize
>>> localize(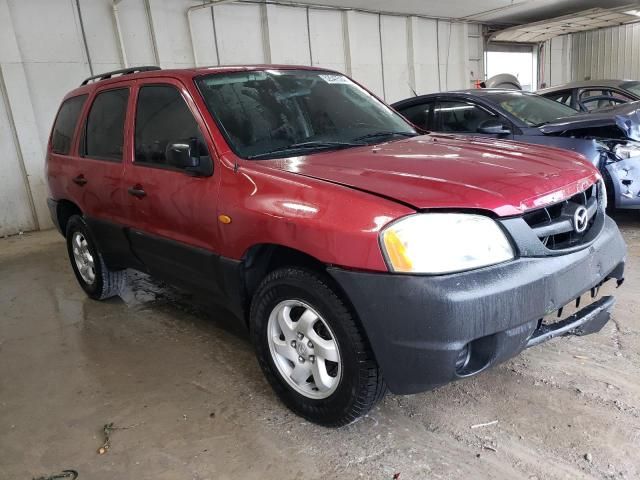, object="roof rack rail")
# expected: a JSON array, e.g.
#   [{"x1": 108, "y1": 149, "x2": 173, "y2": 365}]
[{"x1": 80, "y1": 66, "x2": 161, "y2": 86}]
